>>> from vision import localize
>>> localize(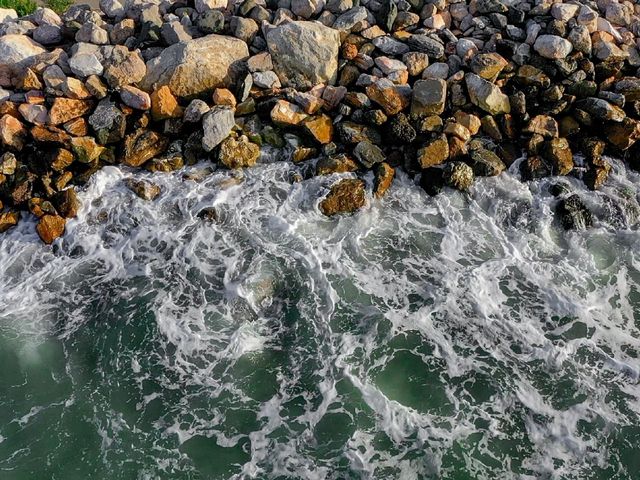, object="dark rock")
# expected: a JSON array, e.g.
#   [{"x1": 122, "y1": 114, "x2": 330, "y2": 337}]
[
  {"x1": 443, "y1": 161, "x2": 474, "y2": 191},
  {"x1": 353, "y1": 141, "x2": 385, "y2": 168},
  {"x1": 387, "y1": 113, "x2": 416, "y2": 144},
  {"x1": 556, "y1": 194, "x2": 593, "y2": 230},
  {"x1": 319, "y1": 178, "x2": 366, "y2": 216},
  {"x1": 468, "y1": 148, "x2": 506, "y2": 176}
]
